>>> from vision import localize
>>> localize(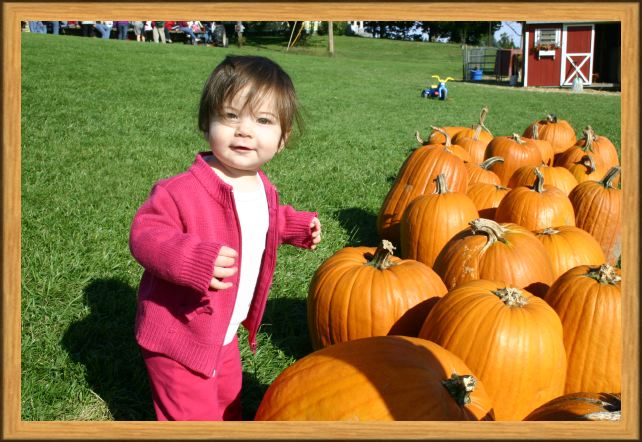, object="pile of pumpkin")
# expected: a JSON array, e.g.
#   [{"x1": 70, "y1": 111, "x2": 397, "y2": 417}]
[{"x1": 254, "y1": 108, "x2": 622, "y2": 422}]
